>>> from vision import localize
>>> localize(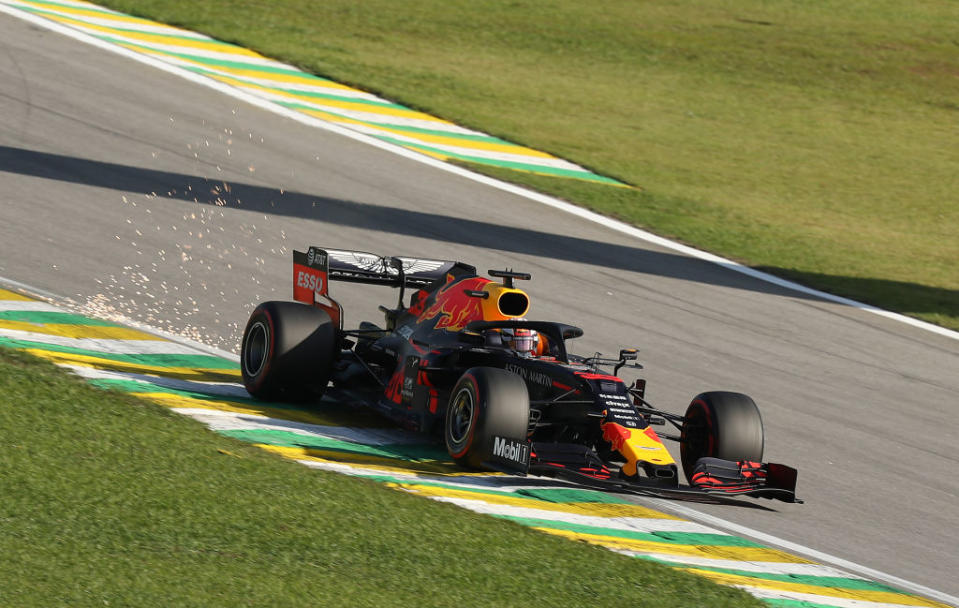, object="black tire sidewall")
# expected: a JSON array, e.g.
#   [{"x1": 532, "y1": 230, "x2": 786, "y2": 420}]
[
  {"x1": 241, "y1": 310, "x2": 275, "y2": 394},
  {"x1": 445, "y1": 367, "x2": 529, "y2": 469},
  {"x1": 240, "y1": 301, "x2": 336, "y2": 400},
  {"x1": 680, "y1": 391, "x2": 764, "y2": 482}
]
